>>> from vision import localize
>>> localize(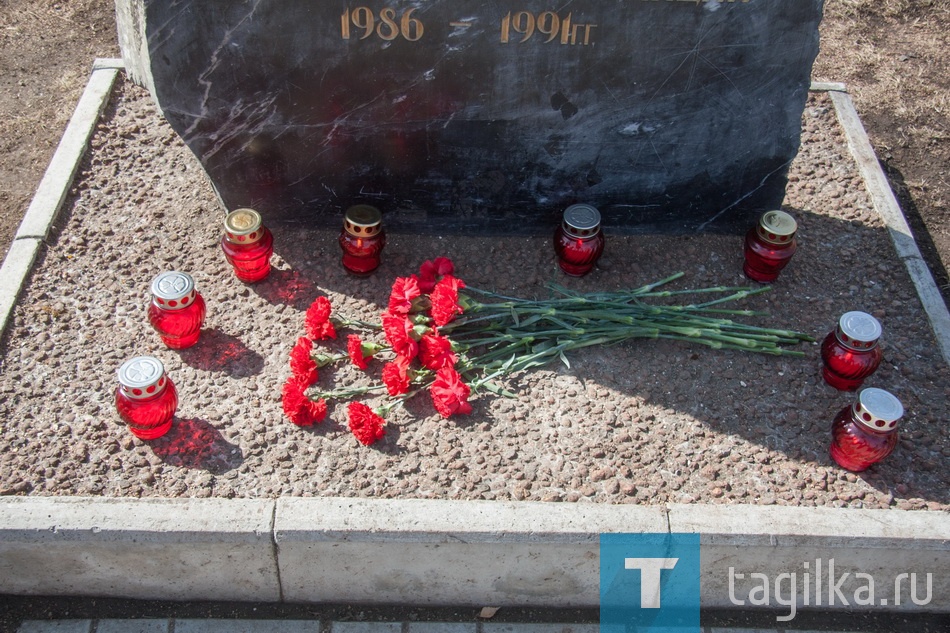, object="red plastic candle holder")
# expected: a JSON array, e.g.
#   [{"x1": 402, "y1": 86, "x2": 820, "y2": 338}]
[
  {"x1": 830, "y1": 387, "x2": 902, "y2": 472},
  {"x1": 115, "y1": 356, "x2": 177, "y2": 440},
  {"x1": 821, "y1": 311, "x2": 883, "y2": 391},
  {"x1": 553, "y1": 204, "x2": 605, "y2": 276},
  {"x1": 742, "y1": 210, "x2": 797, "y2": 282},
  {"x1": 339, "y1": 205, "x2": 386, "y2": 275},
  {"x1": 221, "y1": 208, "x2": 274, "y2": 283},
  {"x1": 148, "y1": 271, "x2": 206, "y2": 349}
]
